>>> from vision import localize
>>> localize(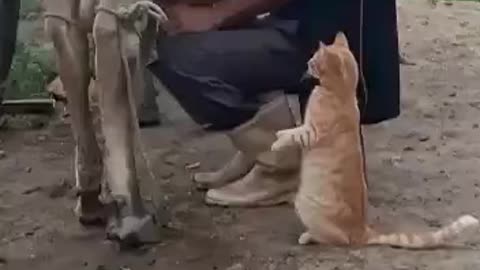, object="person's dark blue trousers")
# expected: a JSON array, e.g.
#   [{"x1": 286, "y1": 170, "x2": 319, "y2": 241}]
[{"x1": 148, "y1": 0, "x2": 400, "y2": 131}]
